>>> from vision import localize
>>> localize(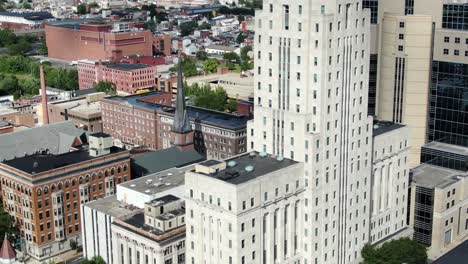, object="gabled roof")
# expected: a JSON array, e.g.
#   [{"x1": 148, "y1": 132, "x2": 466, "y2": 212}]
[
  {"x1": 0, "y1": 235, "x2": 15, "y2": 260},
  {"x1": 0, "y1": 121, "x2": 87, "y2": 162}
]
